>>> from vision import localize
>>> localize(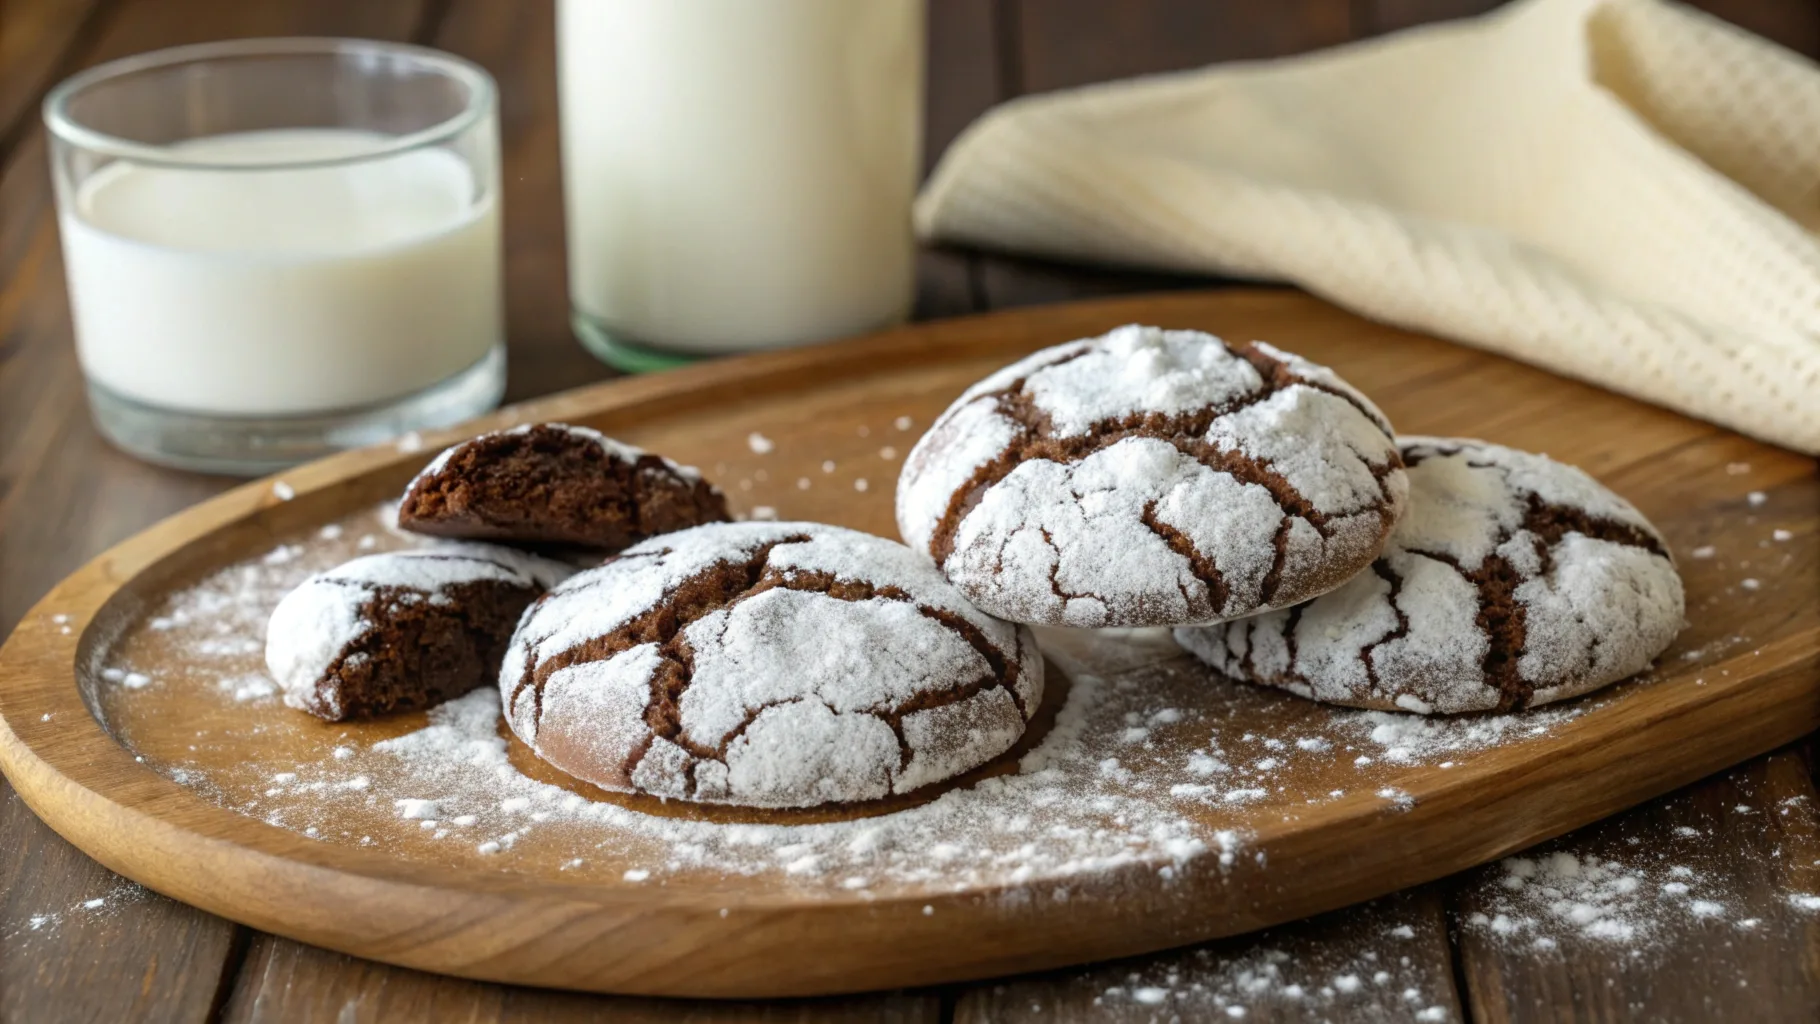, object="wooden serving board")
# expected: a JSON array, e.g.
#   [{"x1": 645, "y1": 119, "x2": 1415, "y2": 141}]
[{"x1": 0, "y1": 291, "x2": 1814, "y2": 999}]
